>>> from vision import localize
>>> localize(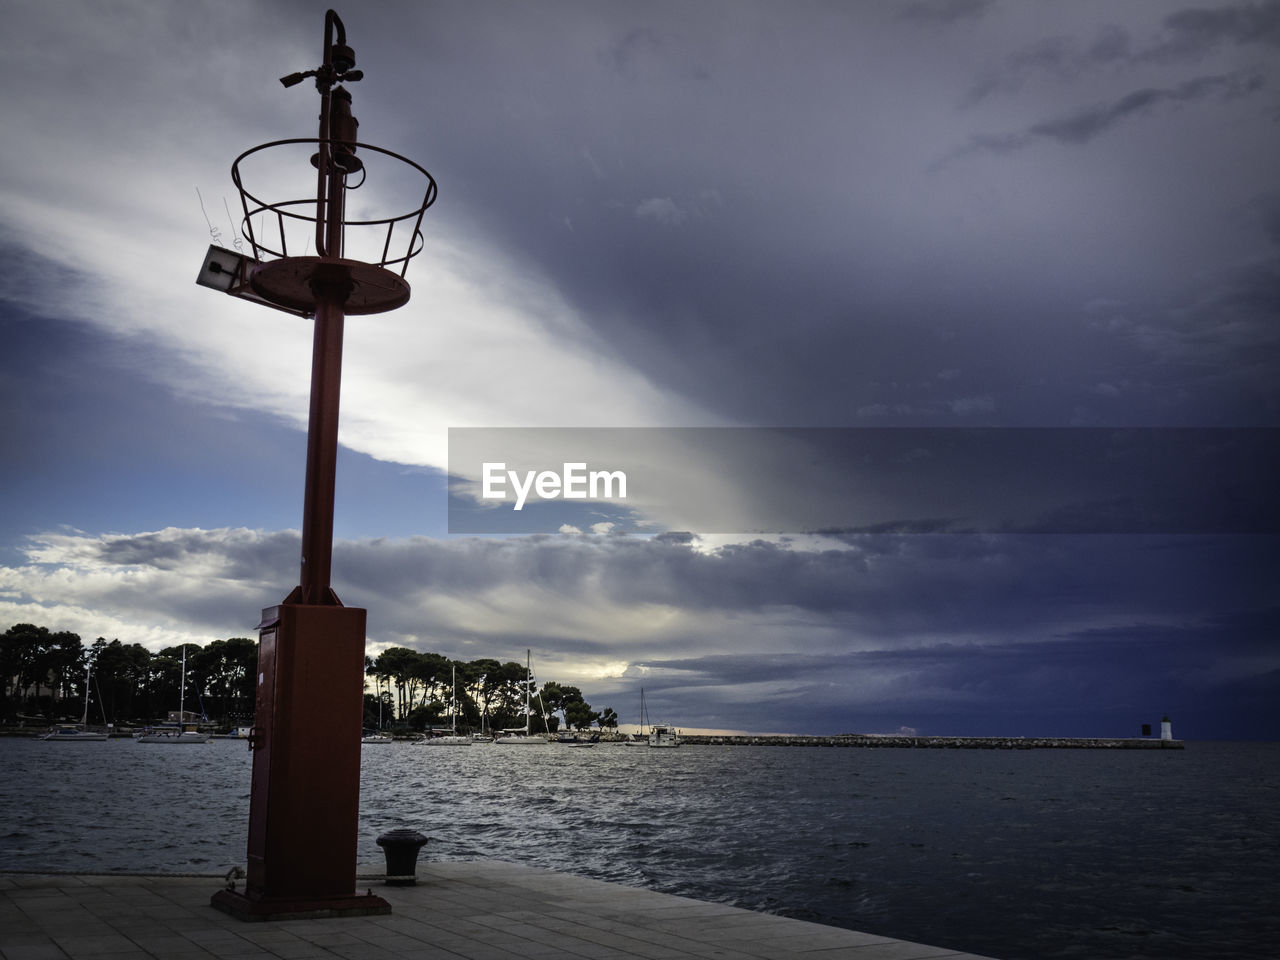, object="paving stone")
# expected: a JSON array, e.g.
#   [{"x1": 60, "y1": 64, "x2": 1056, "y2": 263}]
[{"x1": 0, "y1": 864, "x2": 1001, "y2": 960}]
